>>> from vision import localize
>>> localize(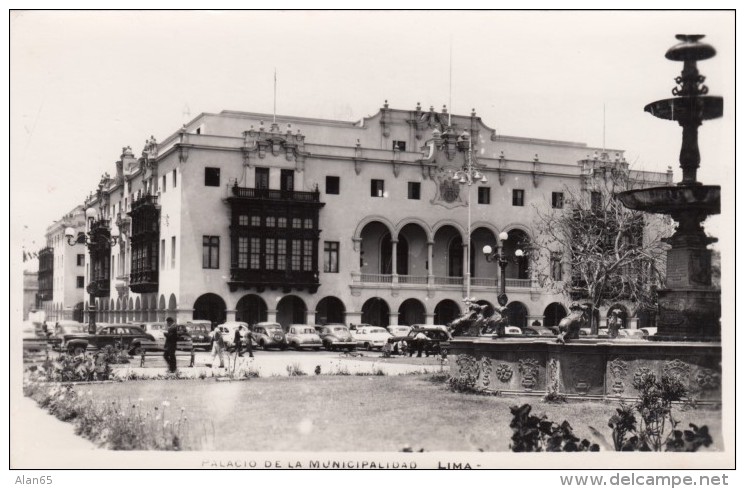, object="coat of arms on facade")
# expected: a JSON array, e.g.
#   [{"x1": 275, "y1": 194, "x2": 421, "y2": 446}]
[{"x1": 431, "y1": 167, "x2": 465, "y2": 208}]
